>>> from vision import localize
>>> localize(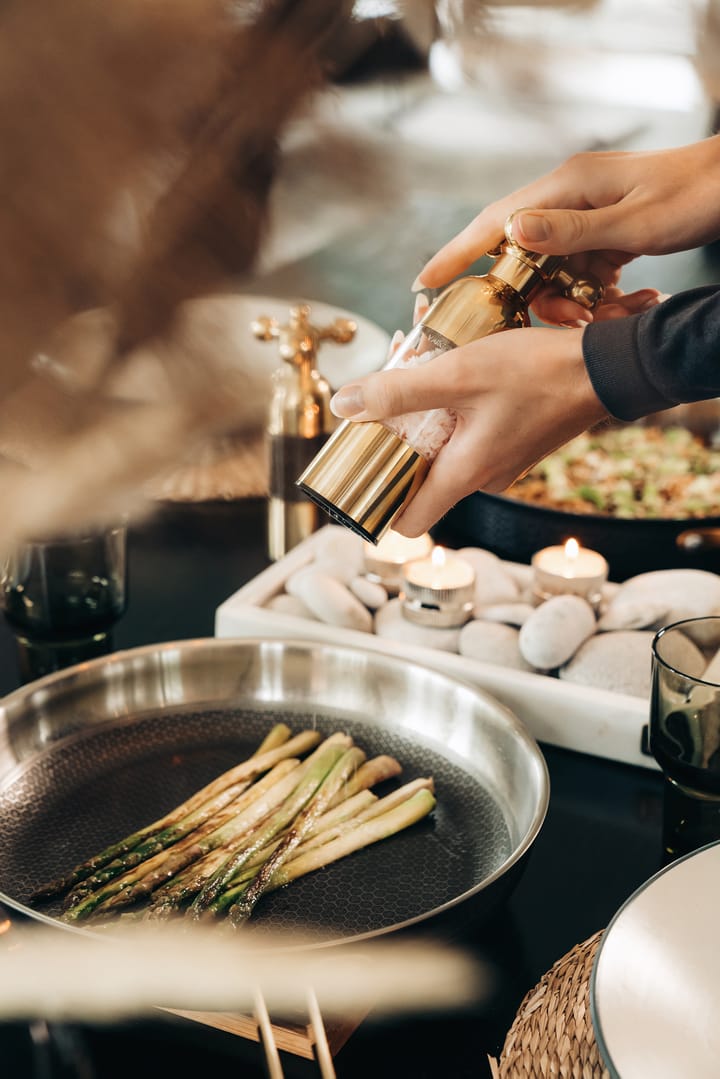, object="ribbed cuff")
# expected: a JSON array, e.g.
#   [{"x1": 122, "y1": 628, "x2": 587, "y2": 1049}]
[{"x1": 582, "y1": 316, "x2": 674, "y2": 422}]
